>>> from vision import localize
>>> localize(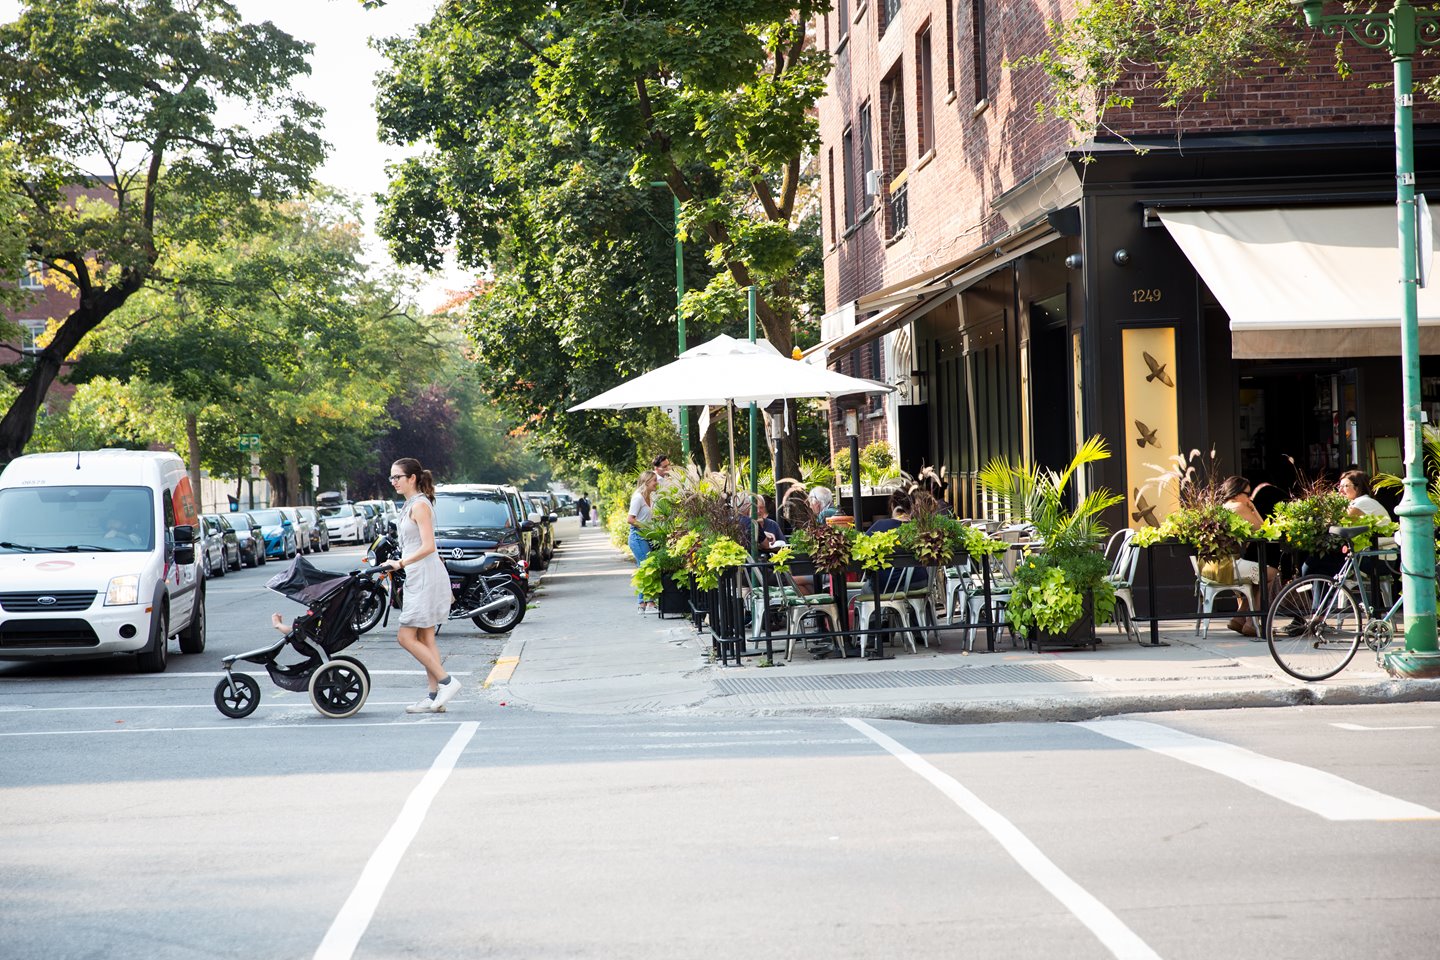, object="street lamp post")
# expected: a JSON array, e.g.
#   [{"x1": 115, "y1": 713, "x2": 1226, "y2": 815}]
[
  {"x1": 1295, "y1": 0, "x2": 1440, "y2": 677},
  {"x1": 650, "y1": 183, "x2": 690, "y2": 461}
]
